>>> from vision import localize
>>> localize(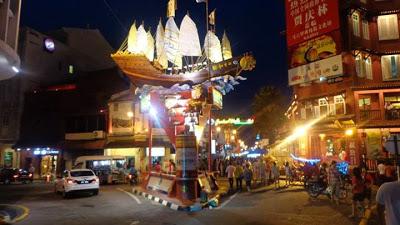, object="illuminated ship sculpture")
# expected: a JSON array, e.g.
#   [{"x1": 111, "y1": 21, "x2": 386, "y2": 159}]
[{"x1": 111, "y1": 11, "x2": 256, "y2": 88}]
